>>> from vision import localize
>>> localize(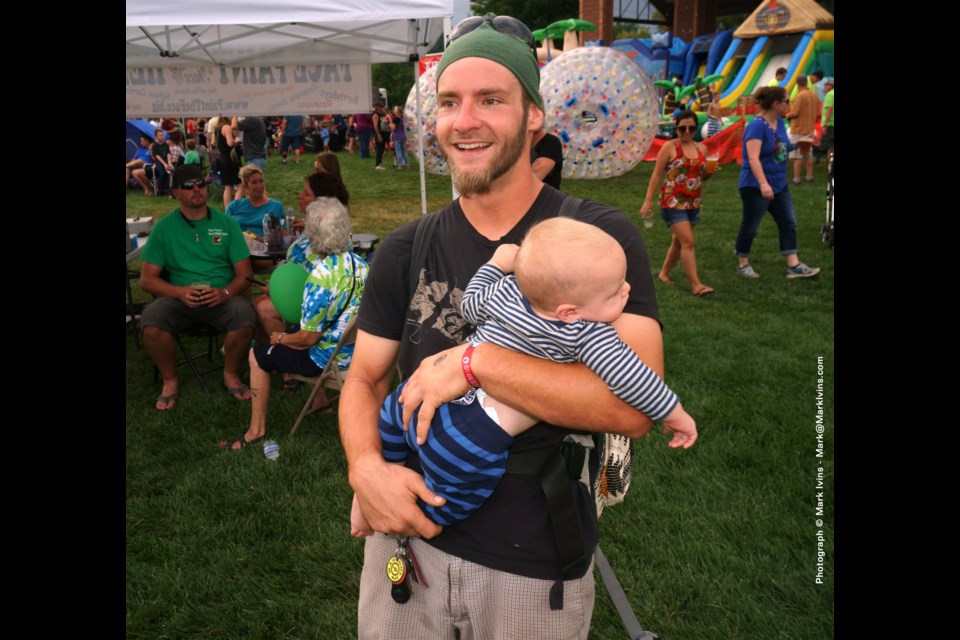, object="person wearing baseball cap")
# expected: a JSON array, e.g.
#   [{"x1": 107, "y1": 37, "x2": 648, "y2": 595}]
[
  {"x1": 139, "y1": 163, "x2": 256, "y2": 412},
  {"x1": 341, "y1": 14, "x2": 666, "y2": 638}
]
